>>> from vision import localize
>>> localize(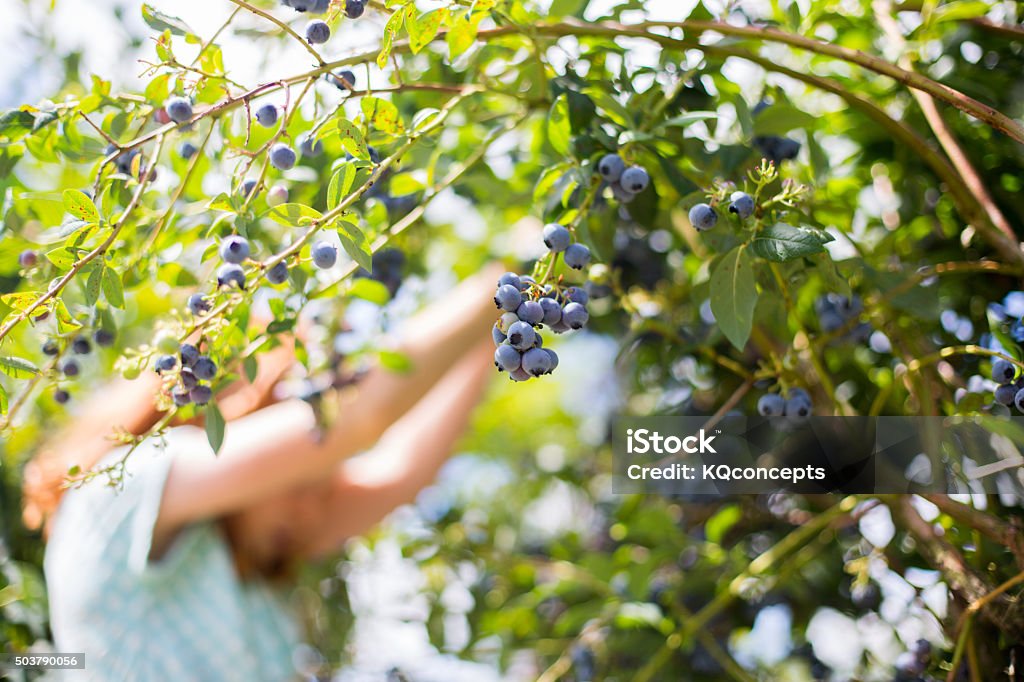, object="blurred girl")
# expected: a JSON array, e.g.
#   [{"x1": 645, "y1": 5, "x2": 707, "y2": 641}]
[{"x1": 22, "y1": 265, "x2": 504, "y2": 681}]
